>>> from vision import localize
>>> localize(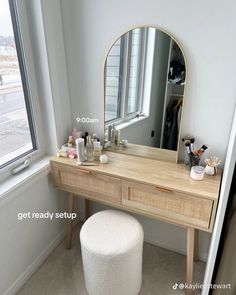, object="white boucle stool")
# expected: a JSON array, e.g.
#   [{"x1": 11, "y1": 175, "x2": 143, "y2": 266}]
[{"x1": 80, "y1": 209, "x2": 144, "y2": 295}]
